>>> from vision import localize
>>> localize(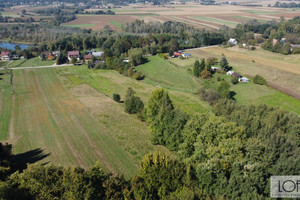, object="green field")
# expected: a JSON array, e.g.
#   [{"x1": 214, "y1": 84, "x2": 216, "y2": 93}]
[
  {"x1": 244, "y1": 10, "x2": 282, "y2": 14},
  {"x1": 136, "y1": 56, "x2": 200, "y2": 93},
  {"x1": 0, "y1": 71, "x2": 13, "y2": 140},
  {"x1": 62, "y1": 24, "x2": 95, "y2": 27},
  {"x1": 202, "y1": 73, "x2": 300, "y2": 115},
  {"x1": 109, "y1": 21, "x2": 122, "y2": 29},
  {"x1": 192, "y1": 16, "x2": 238, "y2": 27},
  {"x1": 10, "y1": 57, "x2": 55, "y2": 68},
  {"x1": 3, "y1": 68, "x2": 173, "y2": 178}
]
